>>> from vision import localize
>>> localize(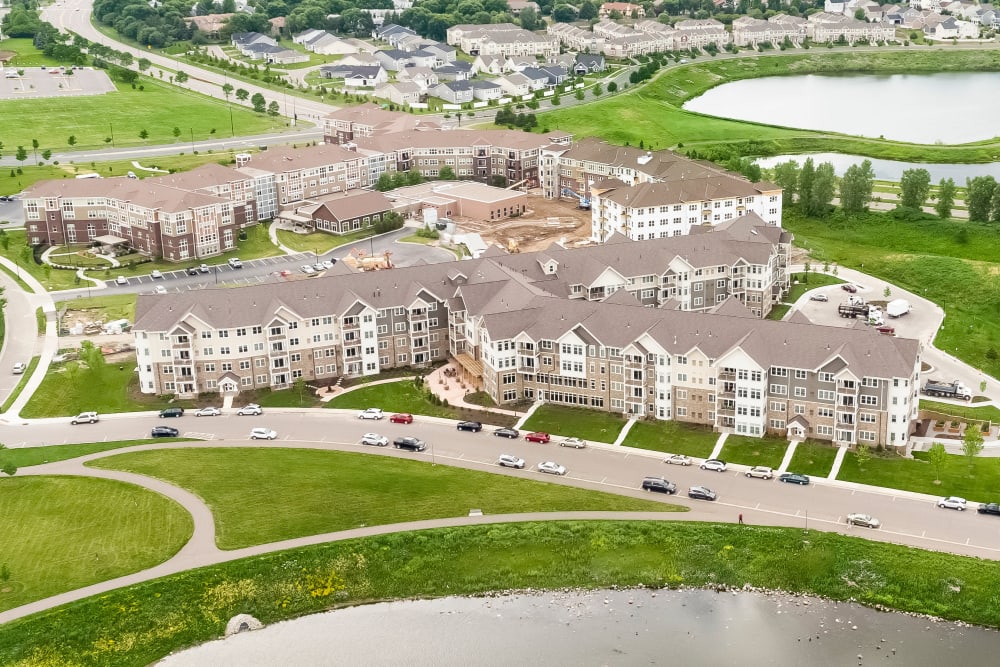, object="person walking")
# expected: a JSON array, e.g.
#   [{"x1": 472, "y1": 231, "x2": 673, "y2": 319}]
[{"x1": 738, "y1": 513, "x2": 744, "y2": 525}]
